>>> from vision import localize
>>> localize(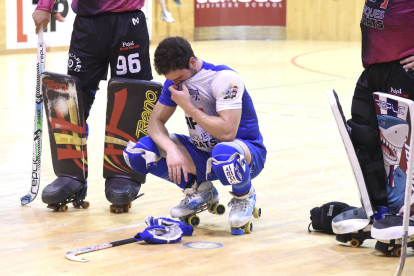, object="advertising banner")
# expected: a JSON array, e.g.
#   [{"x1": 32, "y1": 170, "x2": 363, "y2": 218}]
[
  {"x1": 195, "y1": 0, "x2": 286, "y2": 28},
  {"x1": 6, "y1": 0, "x2": 153, "y2": 50}
]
